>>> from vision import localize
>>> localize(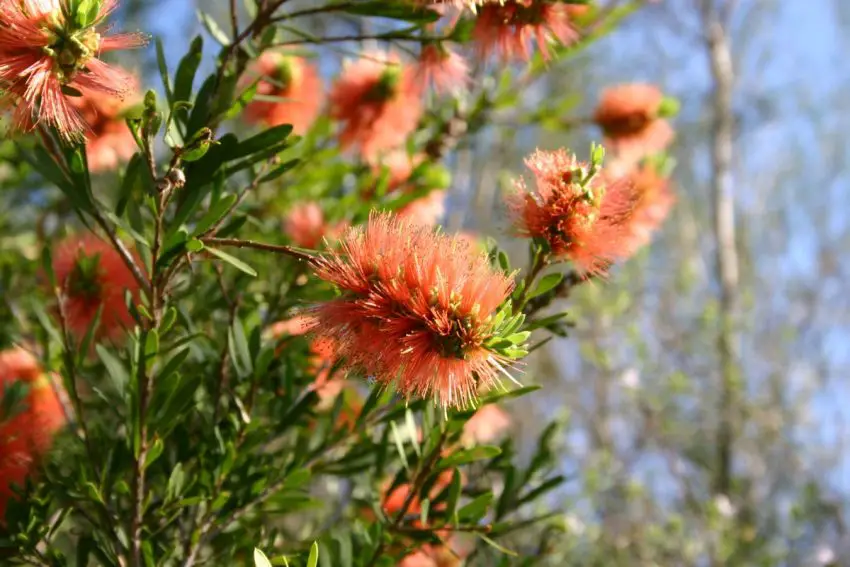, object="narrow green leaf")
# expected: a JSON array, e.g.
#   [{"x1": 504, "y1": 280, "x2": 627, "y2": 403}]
[
  {"x1": 306, "y1": 542, "x2": 319, "y2": 567},
  {"x1": 193, "y1": 193, "x2": 237, "y2": 236},
  {"x1": 155, "y1": 38, "x2": 173, "y2": 103},
  {"x1": 206, "y1": 247, "x2": 258, "y2": 277},
  {"x1": 144, "y1": 438, "x2": 164, "y2": 470},
  {"x1": 439, "y1": 446, "x2": 501, "y2": 469},
  {"x1": 458, "y1": 492, "x2": 494, "y2": 522},
  {"x1": 254, "y1": 548, "x2": 272, "y2": 567},
  {"x1": 231, "y1": 124, "x2": 293, "y2": 160},
  {"x1": 197, "y1": 10, "x2": 231, "y2": 46},
  {"x1": 174, "y1": 36, "x2": 203, "y2": 107},
  {"x1": 258, "y1": 159, "x2": 300, "y2": 183},
  {"x1": 528, "y1": 272, "x2": 563, "y2": 299},
  {"x1": 96, "y1": 345, "x2": 129, "y2": 395}
]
